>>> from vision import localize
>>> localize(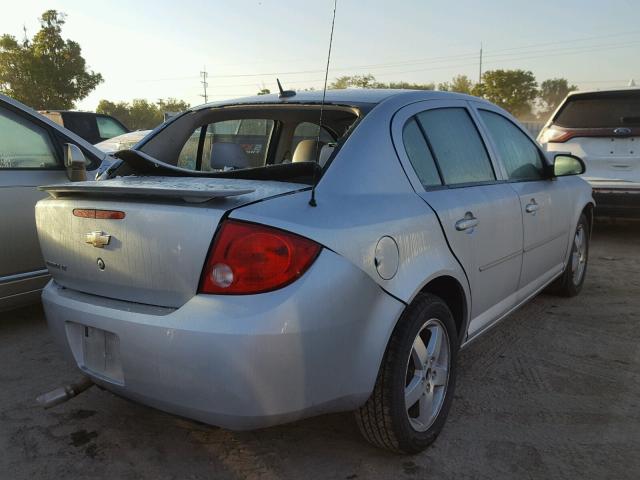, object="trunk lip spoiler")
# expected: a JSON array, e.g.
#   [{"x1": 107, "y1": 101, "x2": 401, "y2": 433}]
[{"x1": 38, "y1": 179, "x2": 255, "y2": 204}]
